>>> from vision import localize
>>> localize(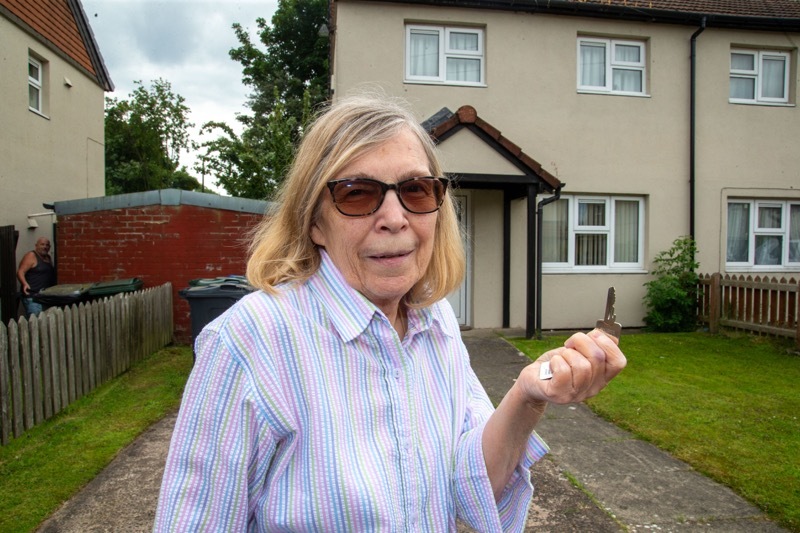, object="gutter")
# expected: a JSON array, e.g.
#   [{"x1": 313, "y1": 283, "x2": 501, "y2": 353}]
[
  {"x1": 689, "y1": 17, "x2": 706, "y2": 241},
  {"x1": 535, "y1": 183, "x2": 563, "y2": 338}
]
